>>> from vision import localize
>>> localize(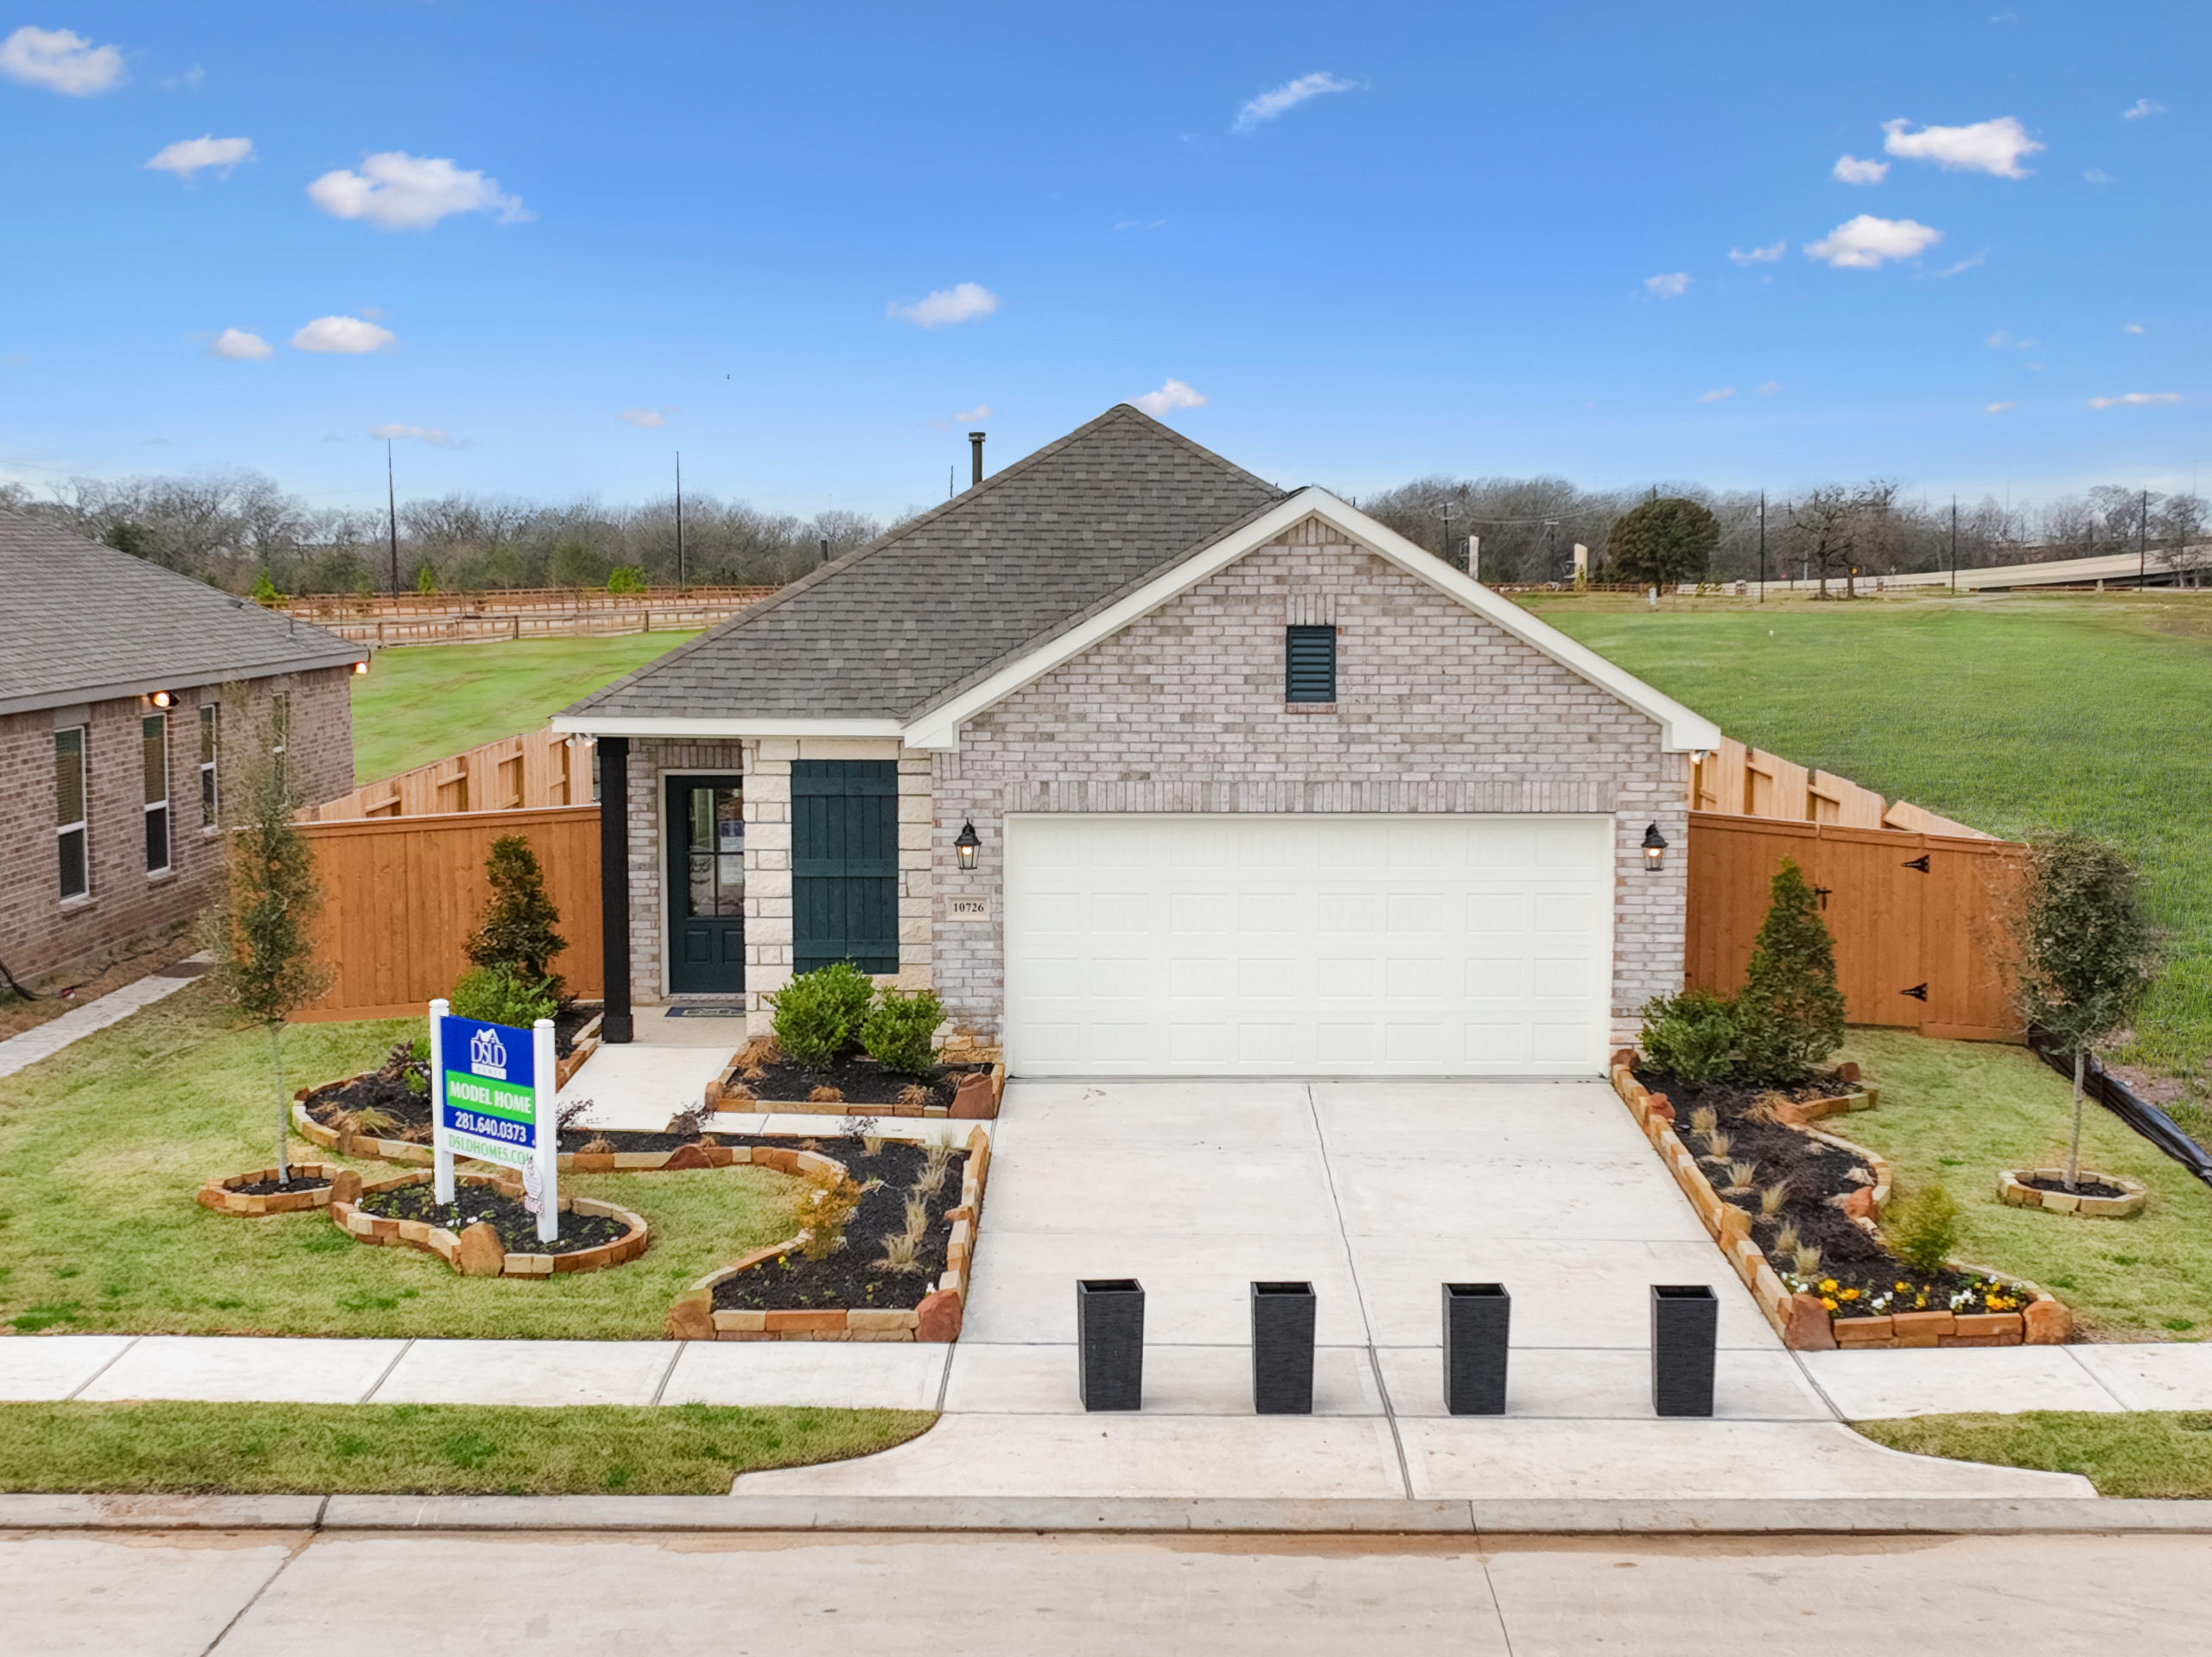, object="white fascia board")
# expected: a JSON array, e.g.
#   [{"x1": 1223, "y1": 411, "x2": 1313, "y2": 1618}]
[
  {"x1": 550, "y1": 715, "x2": 906, "y2": 740},
  {"x1": 900, "y1": 487, "x2": 1724, "y2": 753}
]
